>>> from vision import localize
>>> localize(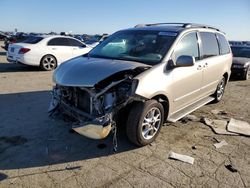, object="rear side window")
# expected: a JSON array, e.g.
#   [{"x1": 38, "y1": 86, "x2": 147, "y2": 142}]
[
  {"x1": 22, "y1": 36, "x2": 43, "y2": 44},
  {"x1": 217, "y1": 33, "x2": 230, "y2": 55},
  {"x1": 68, "y1": 38, "x2": 86, "y2": 47},
  {"x1": 173, "y1": 32, "x2": 200, "y2": 61},
  {"x1": 47, "y1": 38, "x2": 70, "y2": 46},
  {"x1": 200, "y1": 32, "x2": 219, "y2": 59}
]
